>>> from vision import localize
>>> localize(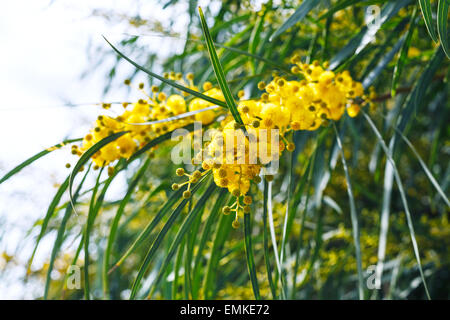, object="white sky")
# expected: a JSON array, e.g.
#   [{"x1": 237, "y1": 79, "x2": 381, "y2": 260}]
[{"x1": 0, "y1": 0, "x2": 197, "y2": 298}]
